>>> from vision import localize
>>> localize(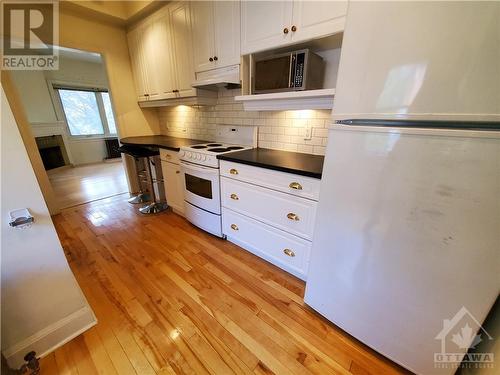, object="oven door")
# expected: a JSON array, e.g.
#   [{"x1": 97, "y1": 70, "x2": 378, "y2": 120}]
[{"x1": 180, "y1": 161, "x2": 221, "y2": 215}]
